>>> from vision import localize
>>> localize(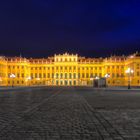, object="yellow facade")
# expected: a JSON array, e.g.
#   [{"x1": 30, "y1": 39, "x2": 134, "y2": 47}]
[{"x1": 0, "y1": 52, "x2": 140, "y2": 86}]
